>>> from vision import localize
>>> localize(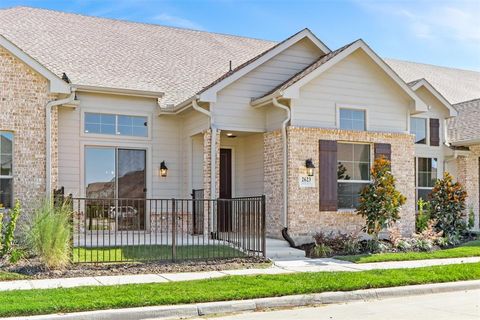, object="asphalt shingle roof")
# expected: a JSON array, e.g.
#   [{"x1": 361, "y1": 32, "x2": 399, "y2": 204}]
[
  {"x1": 447, "y1": 98, "x2": 480, "y2": 144},
  {"x1": 0, "y1": 6, "x2": 479, "y2": 108}
]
